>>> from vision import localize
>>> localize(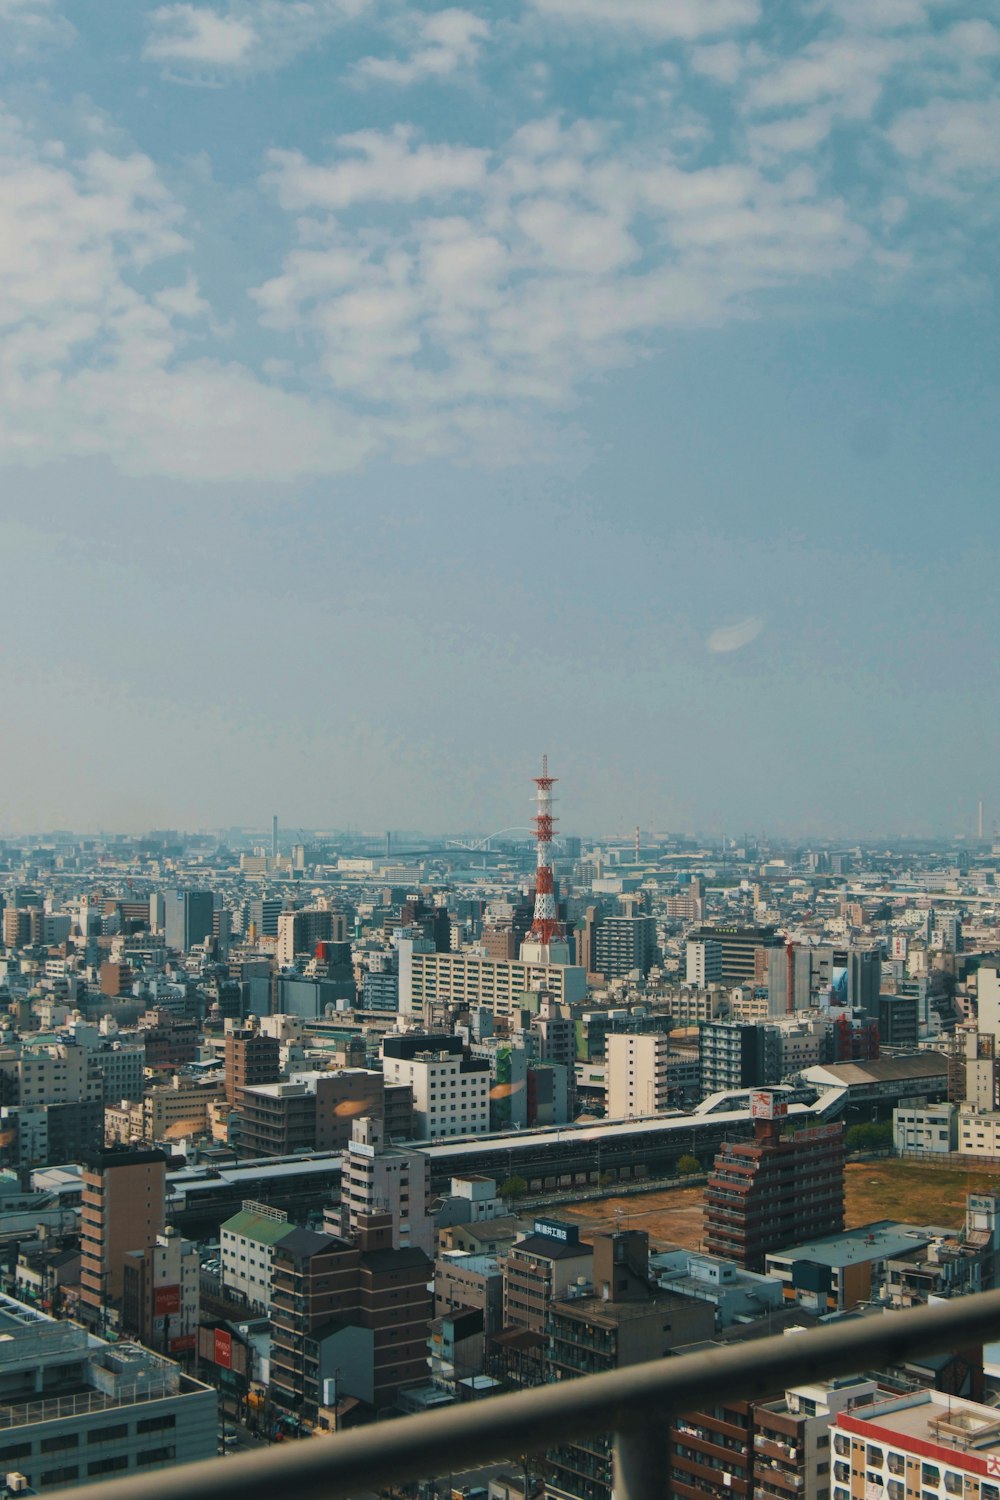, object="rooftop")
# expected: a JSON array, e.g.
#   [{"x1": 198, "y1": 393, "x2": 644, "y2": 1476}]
[
  {"x1": 766, "y1": 1220, "x2": 953, "y2": 1270},
  {"x1": 841, "y1": 1389, "x2": 1000, "y2": 1460}
]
